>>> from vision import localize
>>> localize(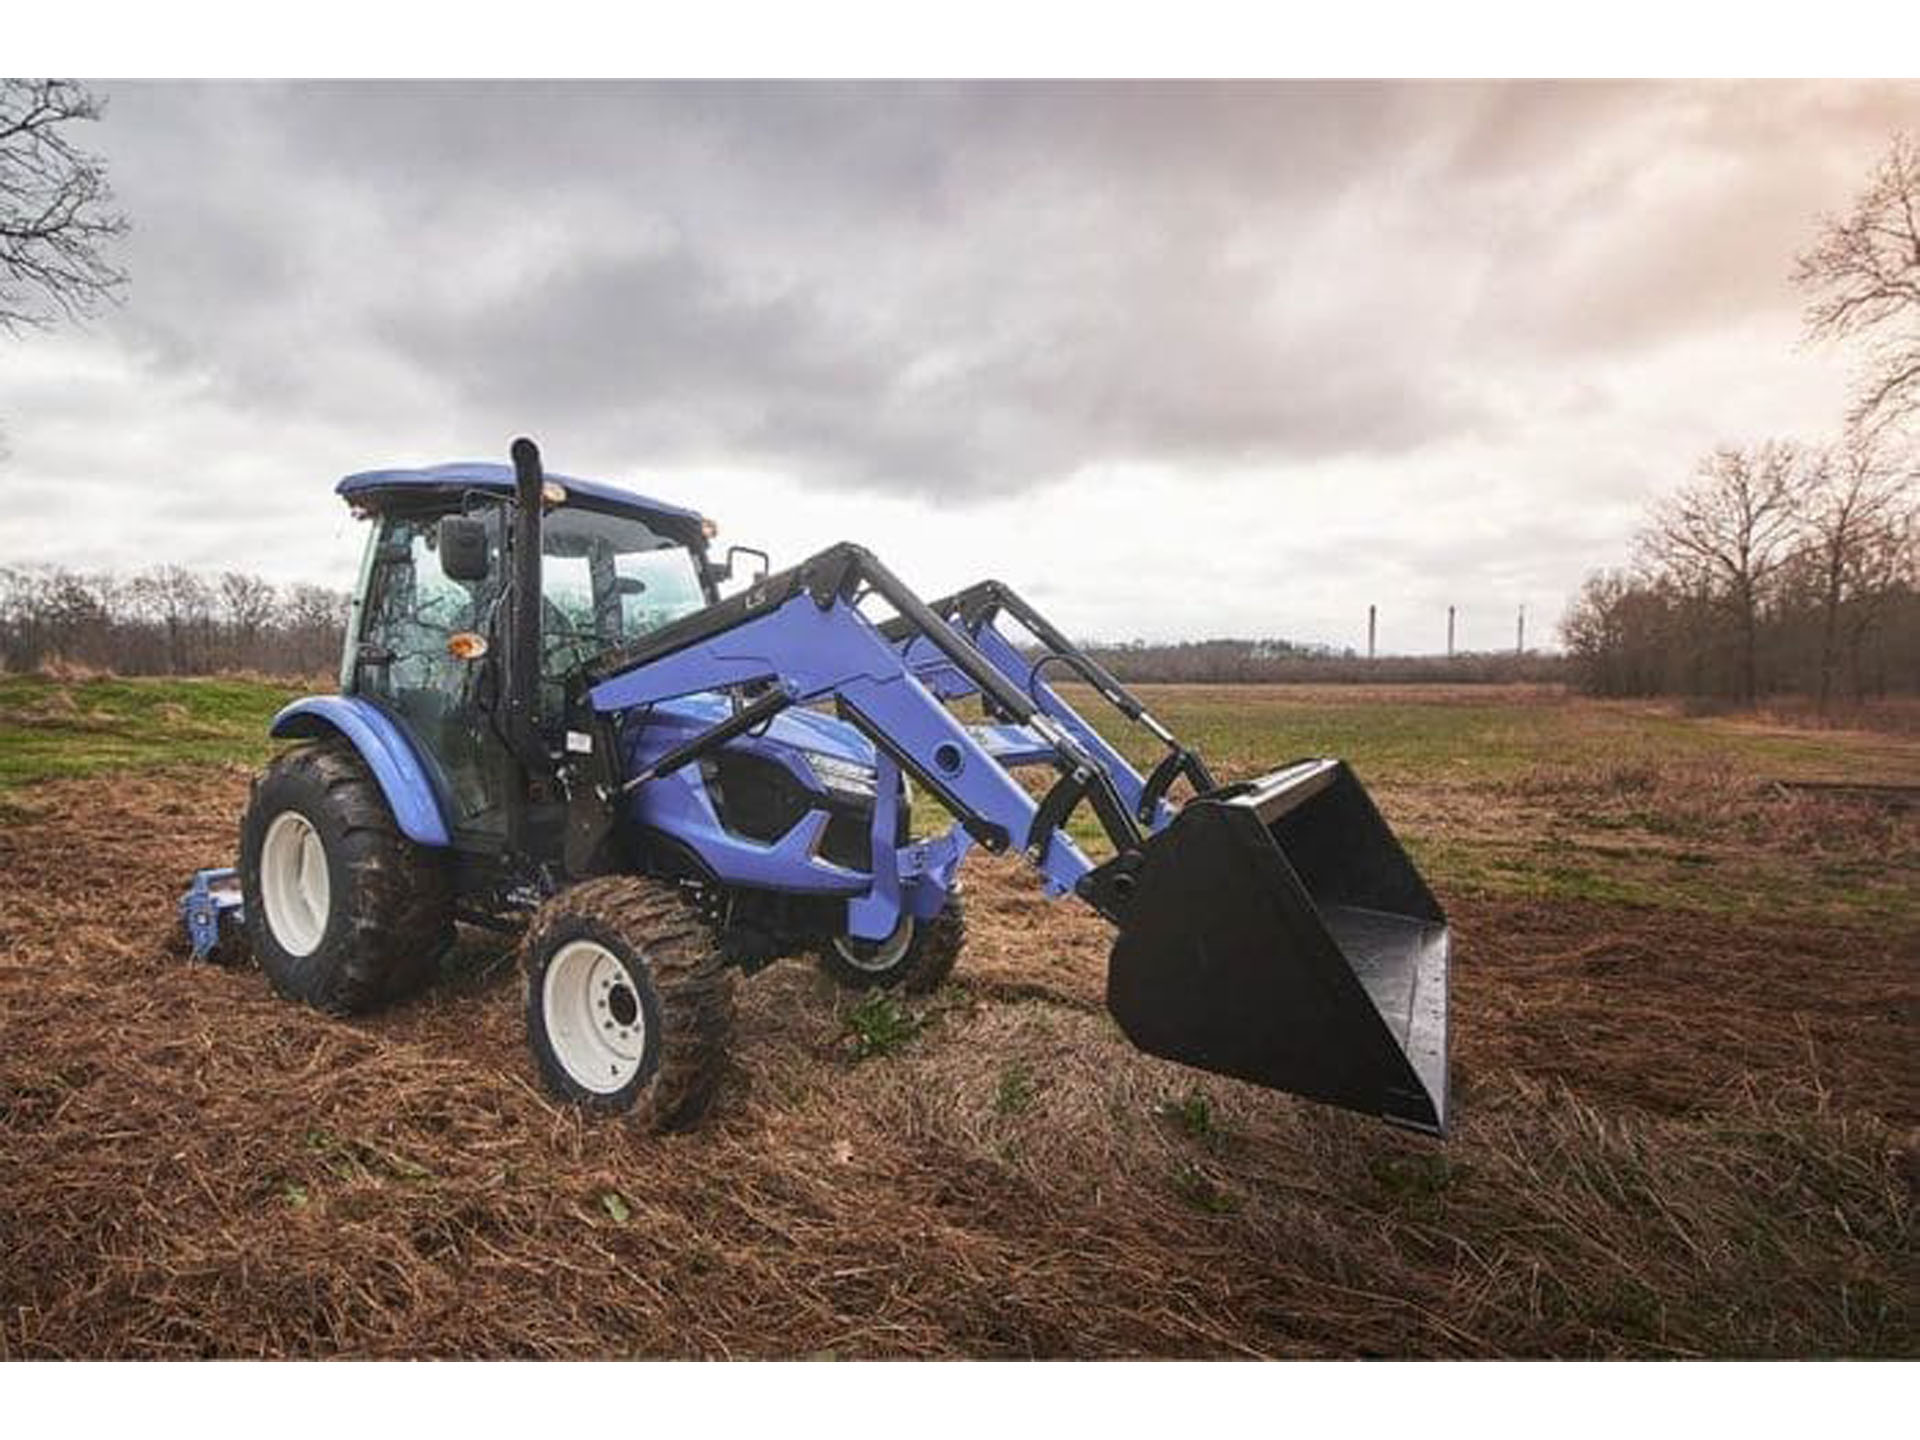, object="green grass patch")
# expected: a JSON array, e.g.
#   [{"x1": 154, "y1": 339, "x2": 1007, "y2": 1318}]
[
  {"x1": 1155, "y1": 1088, "x2": 1219, "y2": 1142},
  {"x1": 4, "y1": 673, "x2": 1913, "y2": 936},
  {"x1": 995, "y1": 1063, "x2": 1038, "y2": 1116},
  {"x1": 1065, "y1": 685, "x2": 1919, "y2": 933},
  {"x1": 841, "y1": 992, "x2": 923, "y2": 1060},
  {"x1": 0, "y1": 674, "x2": 305, "y2": 790},
  {"x1": 1171, "y1": 1161, "x2": 1241, "y2": 1214}
]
